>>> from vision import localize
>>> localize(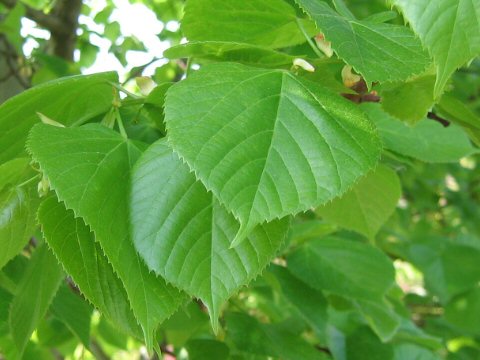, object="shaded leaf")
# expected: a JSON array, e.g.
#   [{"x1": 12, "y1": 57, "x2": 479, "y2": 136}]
[
  {"x1": 287, "y1": 237, "x2": 395, "y2": 300},
  {"x1": 50, "y1": 285, "x2": 92, "y2": 348},
  {"x1": 182, "y1": 0, "x2": 316, "y2": 49},
  {"x1": 316, "y1": 165, "x2": 401, "y2": 239},
  {"x1": 362, "y1": 103, "x2": 476, "y2": 163},
  {"x1": 380, "y1": 73, "x2": 436, "y2": 125},
  {"x1": 226, "y1": 312, "x2": 328, "y2": 360},
  {"x1": 269, "y1": 265, "x2": 328, "y2": 338},
  {"x1": 165, "y1": 41, "x2": 296, "y2": 69},
  {"x1": 9, "y1": 244, "x2": 63, "y2": 355}
]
